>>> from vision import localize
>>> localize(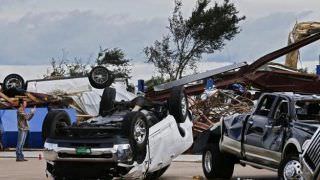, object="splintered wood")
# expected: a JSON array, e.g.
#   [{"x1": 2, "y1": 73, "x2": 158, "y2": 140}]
[
  {"x1": 0, "y1": 91, "x2": 72, "y2": 109},
  {"x1": 189, "y1": 90, "x2": 254, "y2": 133}
]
